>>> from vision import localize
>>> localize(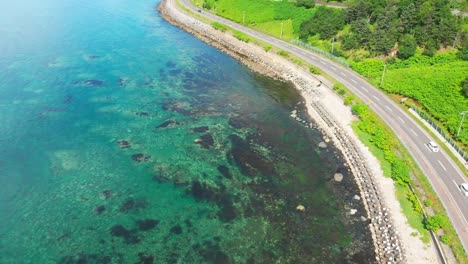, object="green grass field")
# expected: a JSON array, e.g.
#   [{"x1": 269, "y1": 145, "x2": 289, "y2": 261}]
[{"x1": 351, "y1": 54, "x2": 468, "y2": 148}]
